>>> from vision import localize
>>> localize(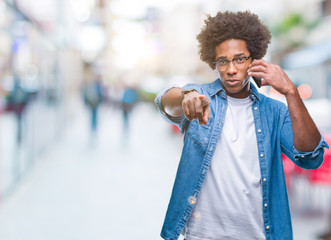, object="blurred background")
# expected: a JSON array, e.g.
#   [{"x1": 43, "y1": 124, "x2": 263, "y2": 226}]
[{"x1": 0, "y1": 0, "x2": 331, "y2": 239}]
